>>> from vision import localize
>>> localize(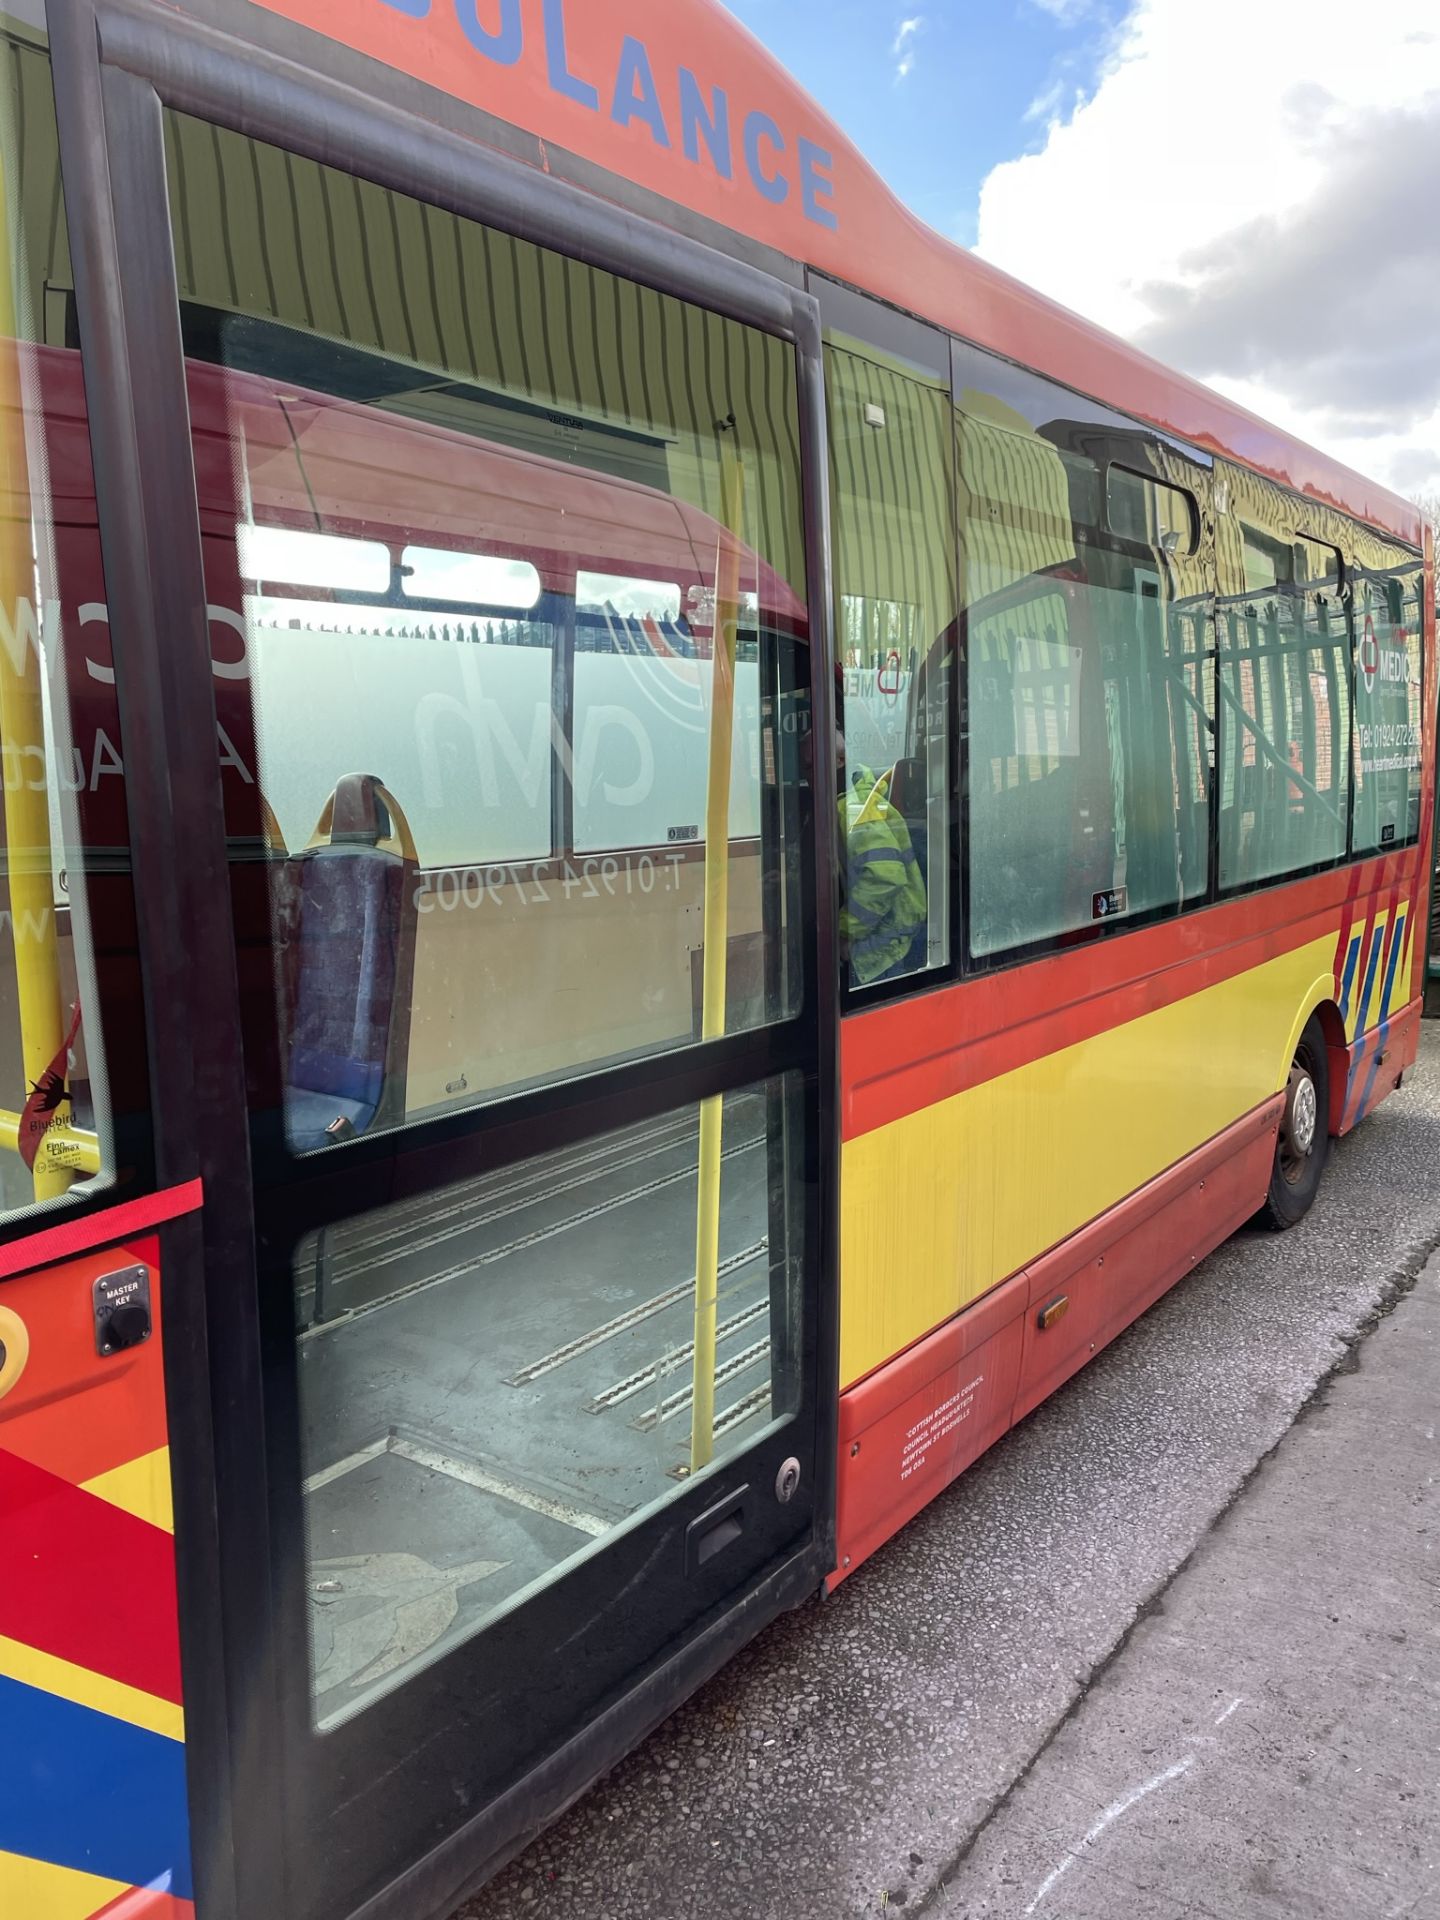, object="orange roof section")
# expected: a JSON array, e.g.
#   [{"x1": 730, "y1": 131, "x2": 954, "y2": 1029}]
[{"x1": 251, "y1": 0, "x2": 1422, "y2": 549}]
